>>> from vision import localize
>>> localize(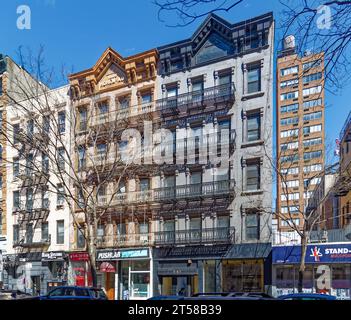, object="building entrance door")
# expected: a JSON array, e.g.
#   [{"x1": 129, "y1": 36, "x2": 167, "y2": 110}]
[
  {"x1": 105, "y1": 272, "x2": 115, "y2": 300},
  {"x1": 161, "y1": 275, "x2": 198, "y2": 296},
  {"x1": 31, "y1": 276, "x2": 41, "y2": 296}
]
